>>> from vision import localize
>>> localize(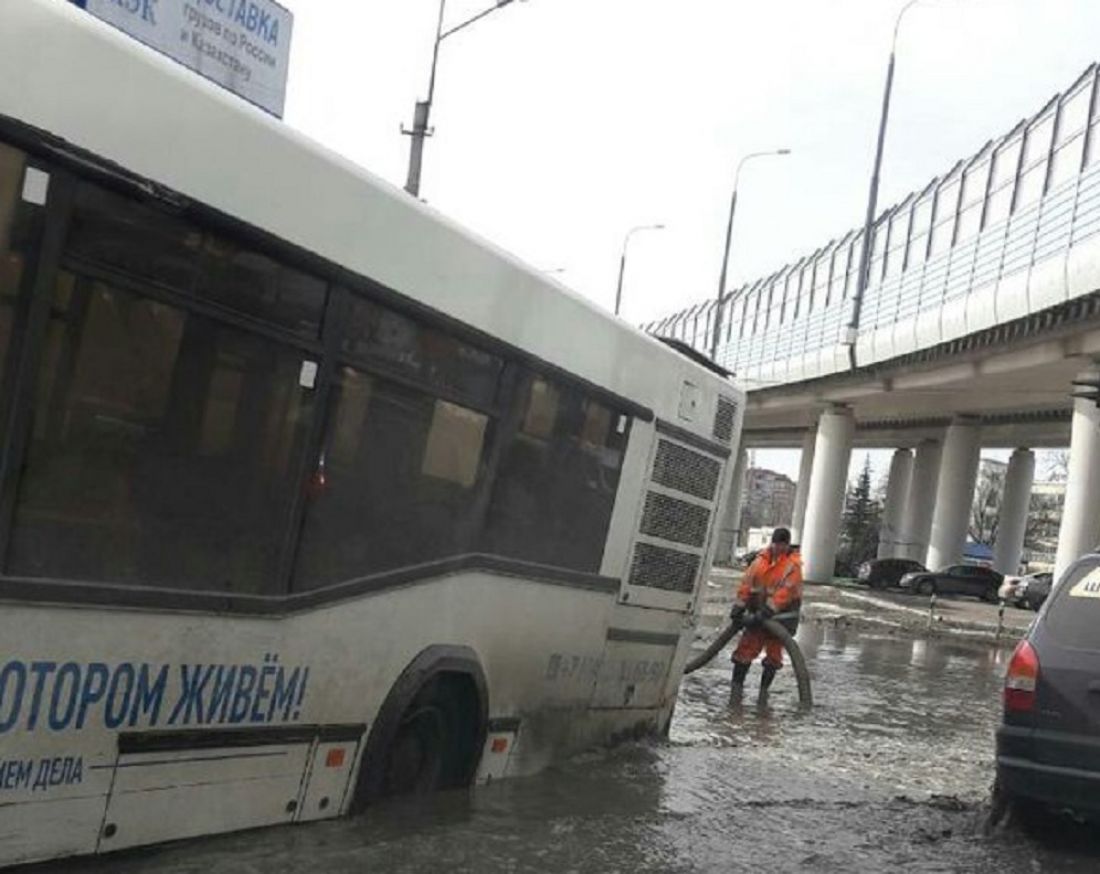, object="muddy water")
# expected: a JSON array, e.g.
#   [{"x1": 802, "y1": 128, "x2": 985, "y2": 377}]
[{"x1": 53, "y1": 622, "x2": 1100, "y2": 873}]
